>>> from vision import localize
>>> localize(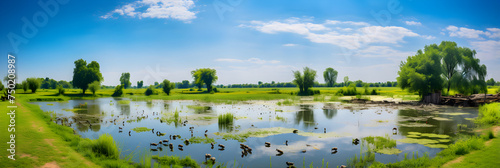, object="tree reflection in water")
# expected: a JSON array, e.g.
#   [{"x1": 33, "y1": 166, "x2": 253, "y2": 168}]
[{"x1": 295, "y1": 105, "x2": 315, "y2": 128}]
